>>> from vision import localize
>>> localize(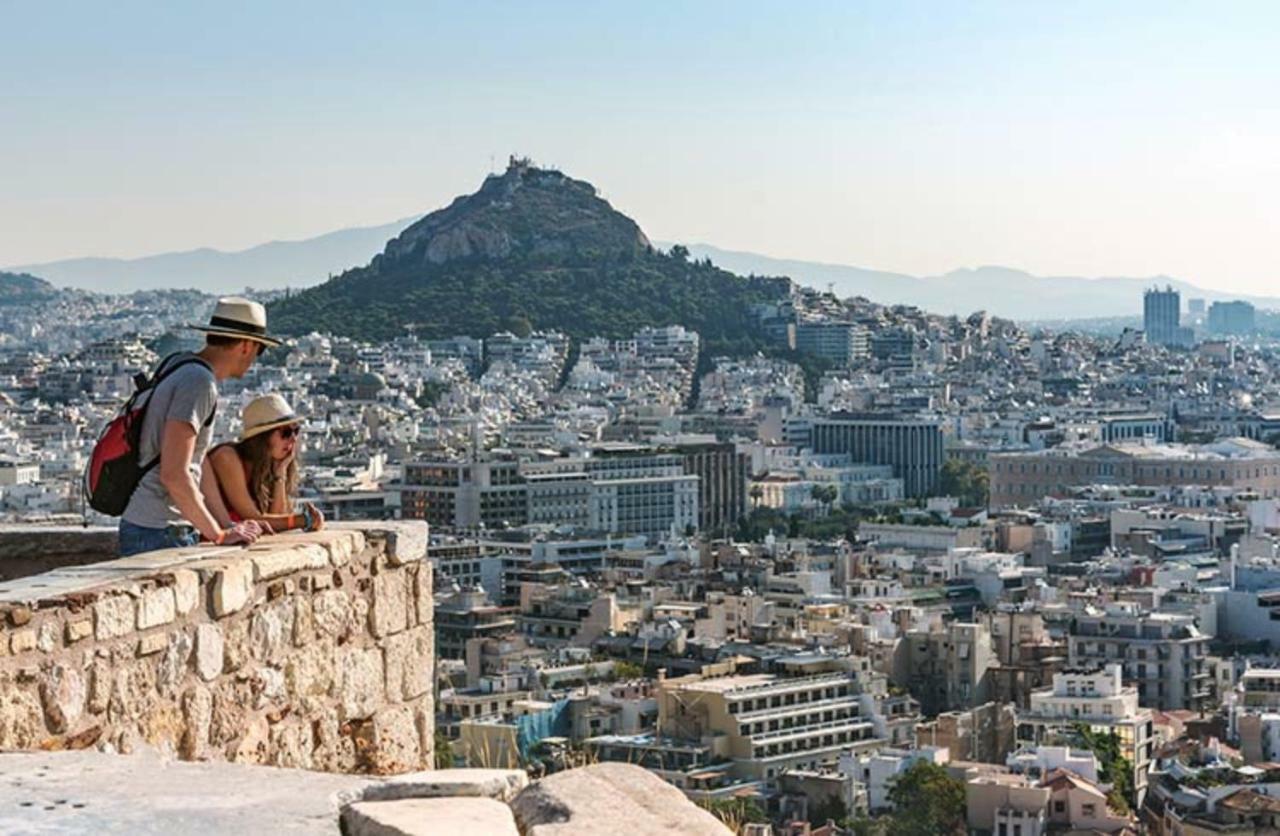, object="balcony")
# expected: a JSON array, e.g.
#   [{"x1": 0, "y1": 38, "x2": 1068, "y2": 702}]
[{"x1": 749, "y1": 717, "x2": 874, "y2": 746}]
